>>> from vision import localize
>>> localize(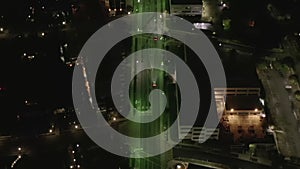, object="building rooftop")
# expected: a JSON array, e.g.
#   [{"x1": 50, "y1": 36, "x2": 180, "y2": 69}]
[{"x1": 225, "y1": 95, "x2": 263, "y2": 110}]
